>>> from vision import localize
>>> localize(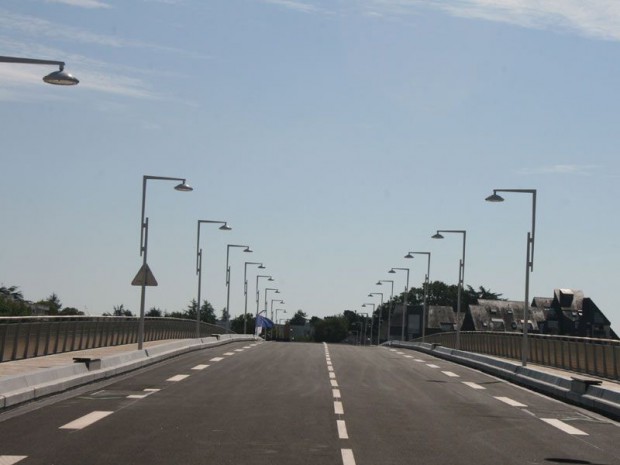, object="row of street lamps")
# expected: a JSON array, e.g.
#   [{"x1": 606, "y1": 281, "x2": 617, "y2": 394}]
[
  {"x1": 134, "y1": 175, "x2": 286, "y2": 349},
  {"x1": 355, "y1": 188, "x2": 536, "y2": 367}
]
